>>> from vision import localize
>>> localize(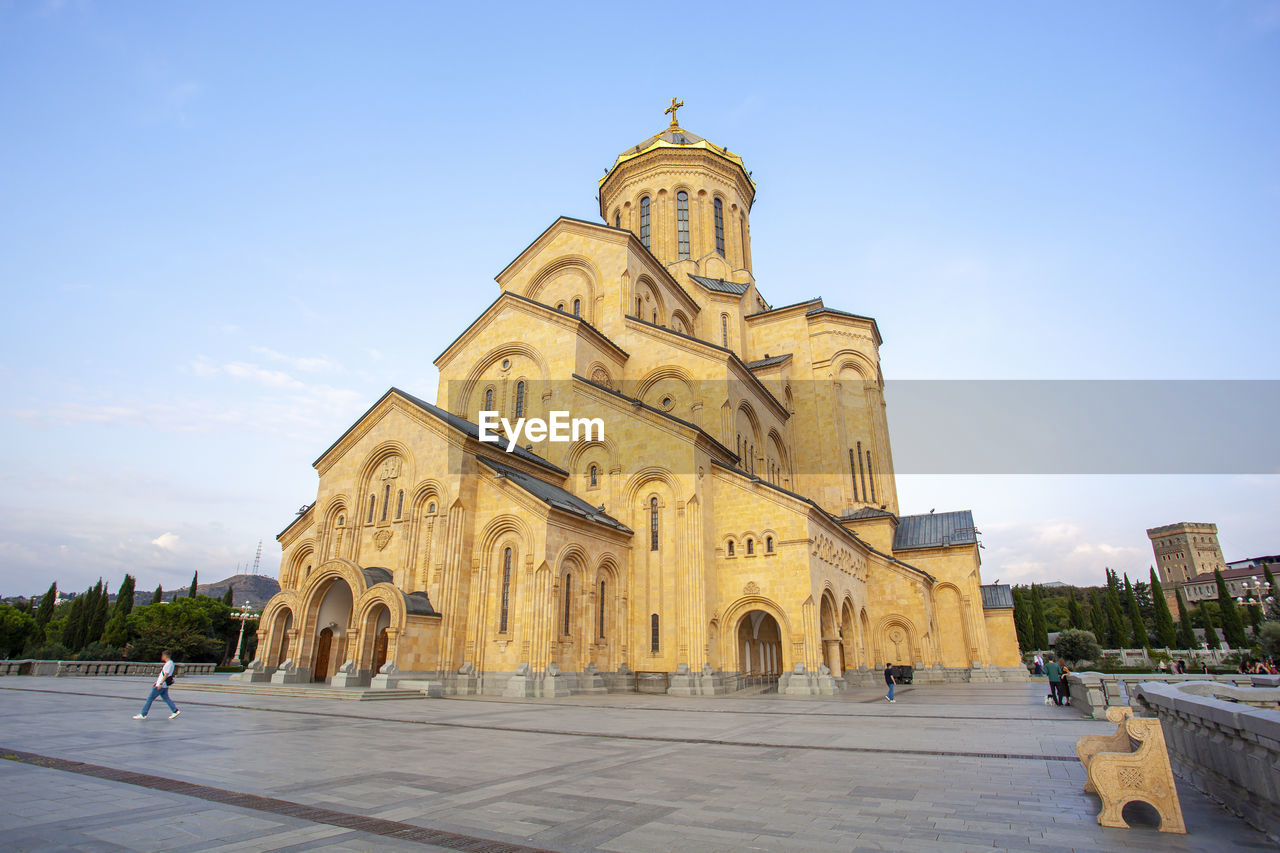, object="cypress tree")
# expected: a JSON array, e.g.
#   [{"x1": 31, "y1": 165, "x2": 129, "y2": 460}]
[
  {"x1": 1030, "y1": 584, "x2": 1049, "y2": 650},
  {"x1": 189, "y1": 571, "x2": 199, "y2": 598},
  {"x1": 1012, "y1": 588, "x2": 1033, "y2": 651},
  {"x1": 1175, "y1": 589, "x2": 1196, "y2": 649},
  {"x1": 1089, "y1": 589, "x2": 1107, "y2": 641},
  {"x1": 151, "y1": 584, "x2": 163, "y2": 604},
  {"x1": 1123, "y1": 574, "x2": 1149, "y2": 648},
  {"x1": 1264, "y1": 565, "x2": 1278, "y2": 613},
  {"x1": 86, "y1": 579, "x2": 109, "y2": 642},
  {"x1": 222, "y1": 585, "x2": 234, "y2": 606},
  {"x1": 1201, "y1": 605, "x2": 1221, "y2": 650},
  {"x1": 1149, "y1": 568, "x2": 1177, "y2": 649},
  {"x1": 1213, "y1": 569, "x2": 1248, "y2": 649},
  {"x1": 112, "y1": 575, "x2": 136, "y2": 619},
  {"x1": 1067, "y1": 591, "x2": 1084, "y2": 630},
  {"x1": 63, "y1": 595, "x2": 86, "y2": 652},
  {"x1": 1103, "y1": 573, "x2": 1126, "y2": 648},
  {"x1": 35, "y1": 582, "x2": 57, "y2": 630}
]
